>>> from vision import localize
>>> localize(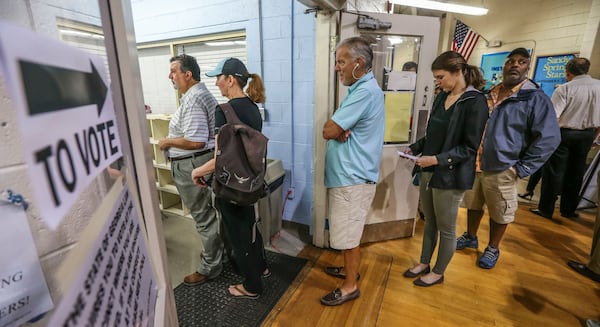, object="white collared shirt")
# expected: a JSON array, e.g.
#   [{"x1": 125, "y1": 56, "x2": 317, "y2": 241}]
[{"x1": 553, "y1": 74, "x2": 600, "y2": 129}]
